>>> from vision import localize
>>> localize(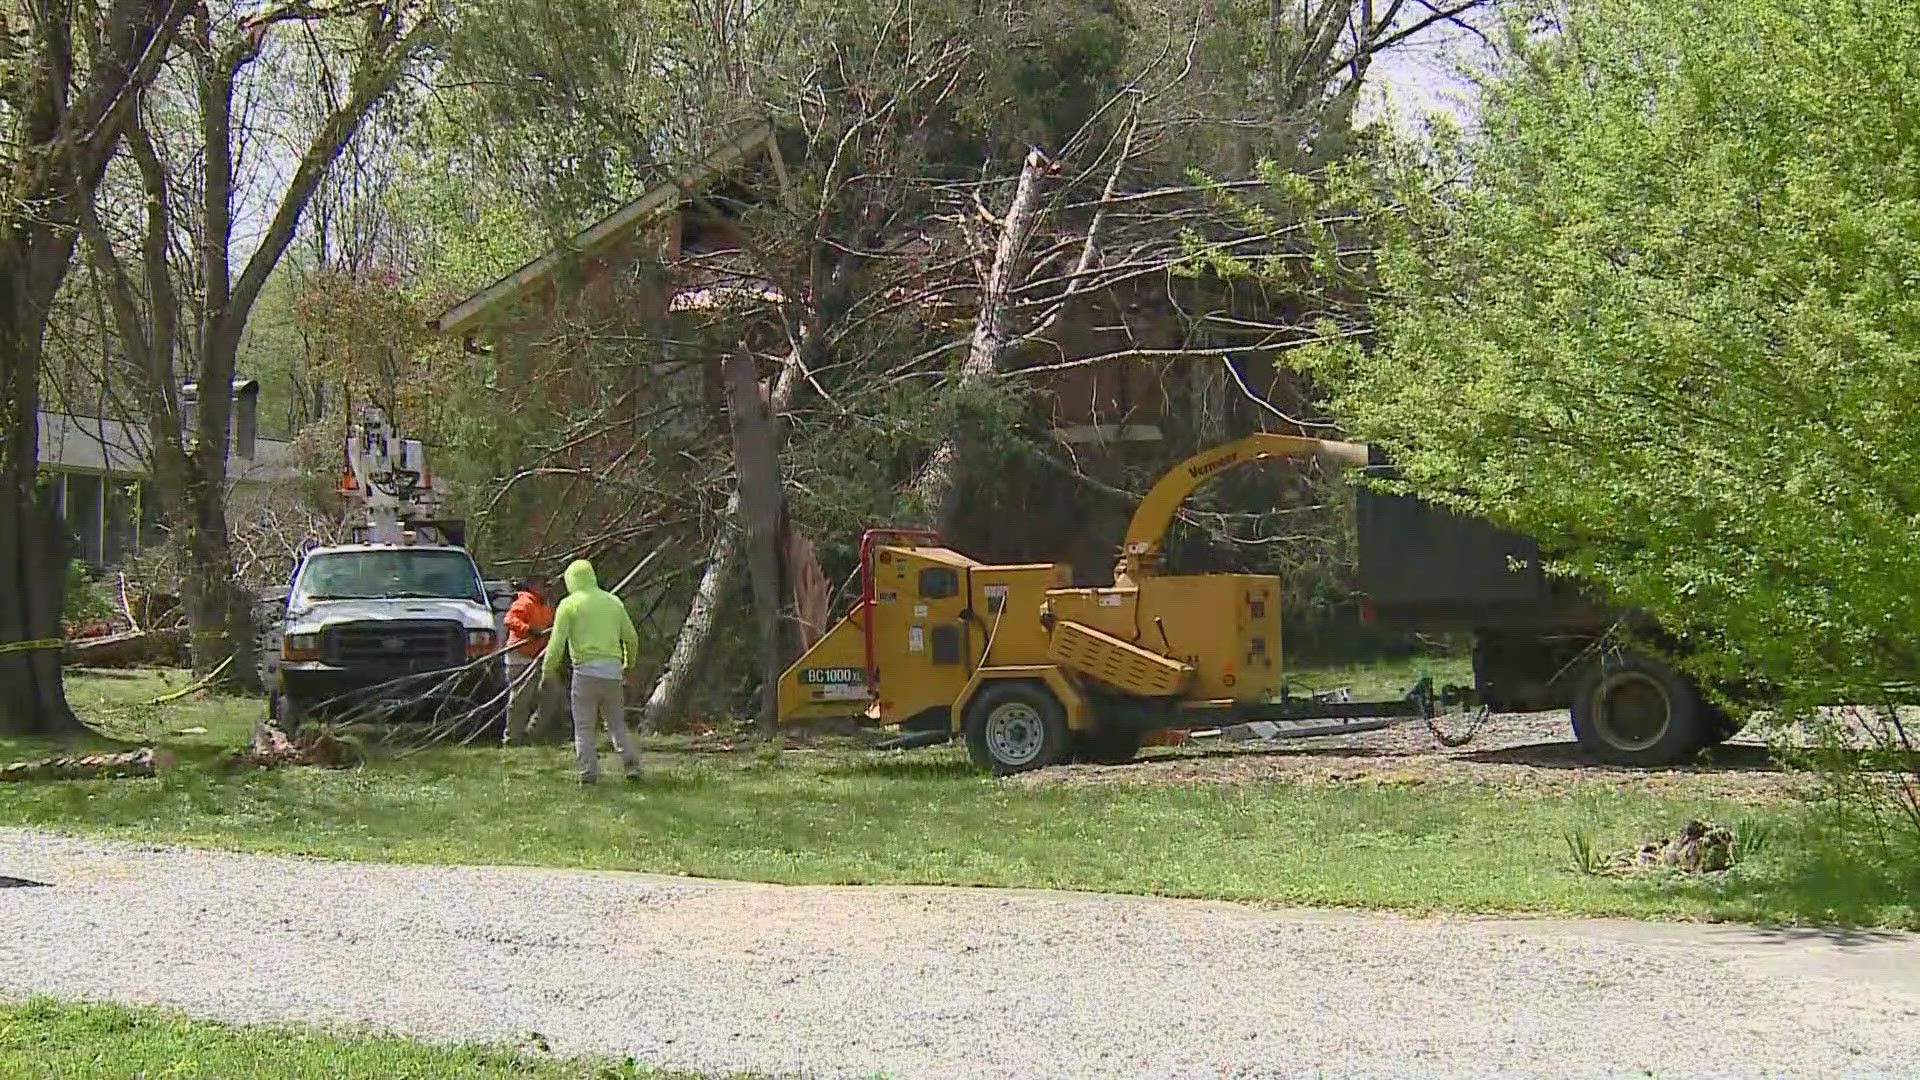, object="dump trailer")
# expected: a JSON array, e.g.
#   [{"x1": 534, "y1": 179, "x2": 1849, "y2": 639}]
[
  {"x1": 777, "y1": 434, "x2": 1472, "y2": 774},
  {"x1": 1353, "y1": 448, "x2": 1743, "y2": 766}
]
